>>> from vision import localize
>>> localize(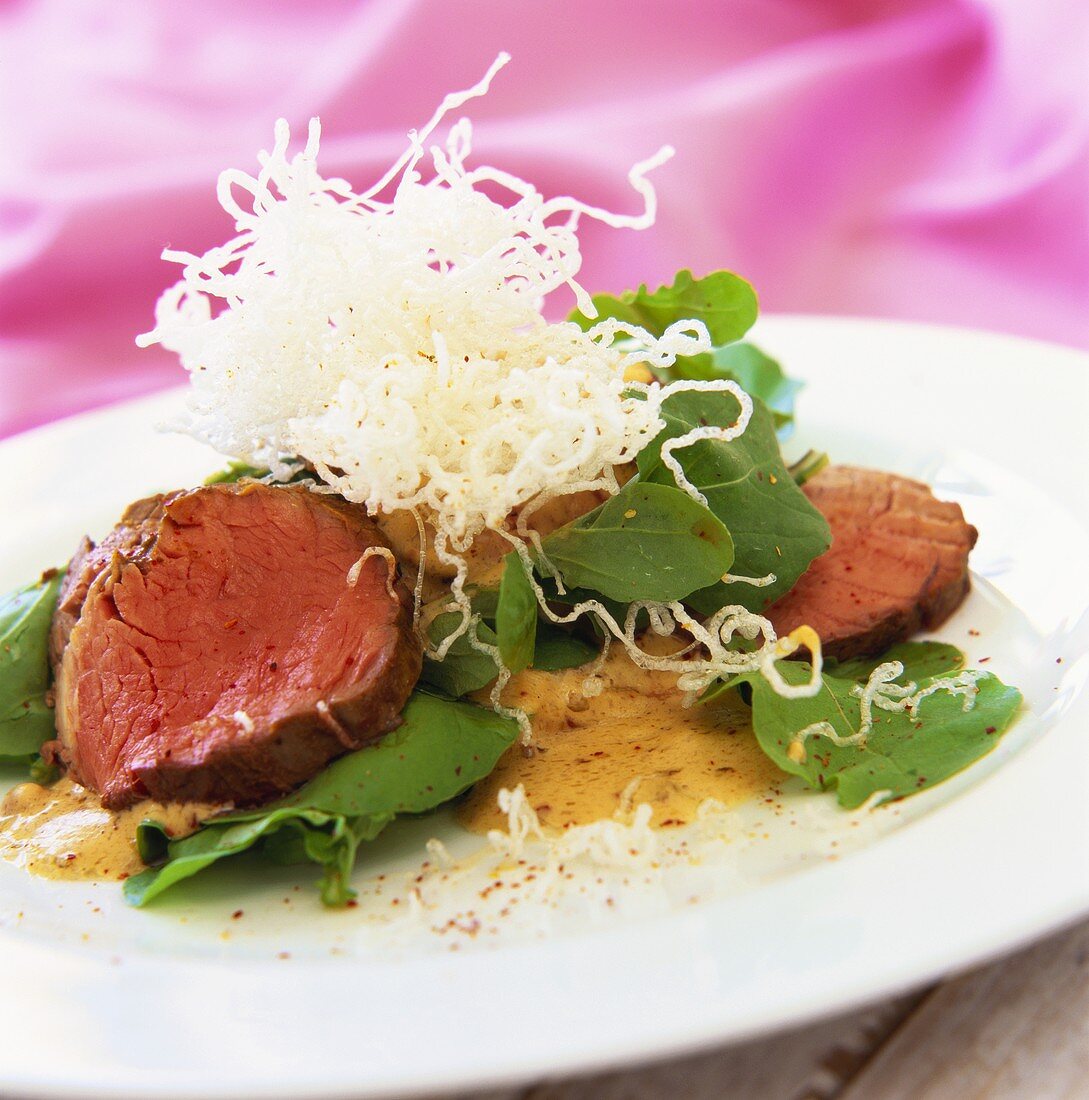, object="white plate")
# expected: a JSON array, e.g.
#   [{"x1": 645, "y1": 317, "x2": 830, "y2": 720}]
[{"x1": 0, "y1": 316, "x2": 1087, "y2": 1099}]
